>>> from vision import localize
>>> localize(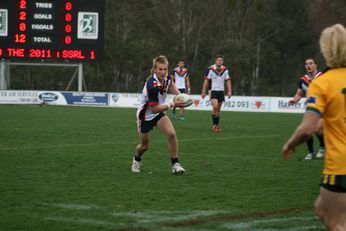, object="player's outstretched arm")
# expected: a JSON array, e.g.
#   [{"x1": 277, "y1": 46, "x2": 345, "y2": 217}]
[
  {"x1": 288, "y1": 89, "x2": 303, "y2": 105},
  {"x1": 282, "y1": 112, "x2": 320, "y2": 160}
]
